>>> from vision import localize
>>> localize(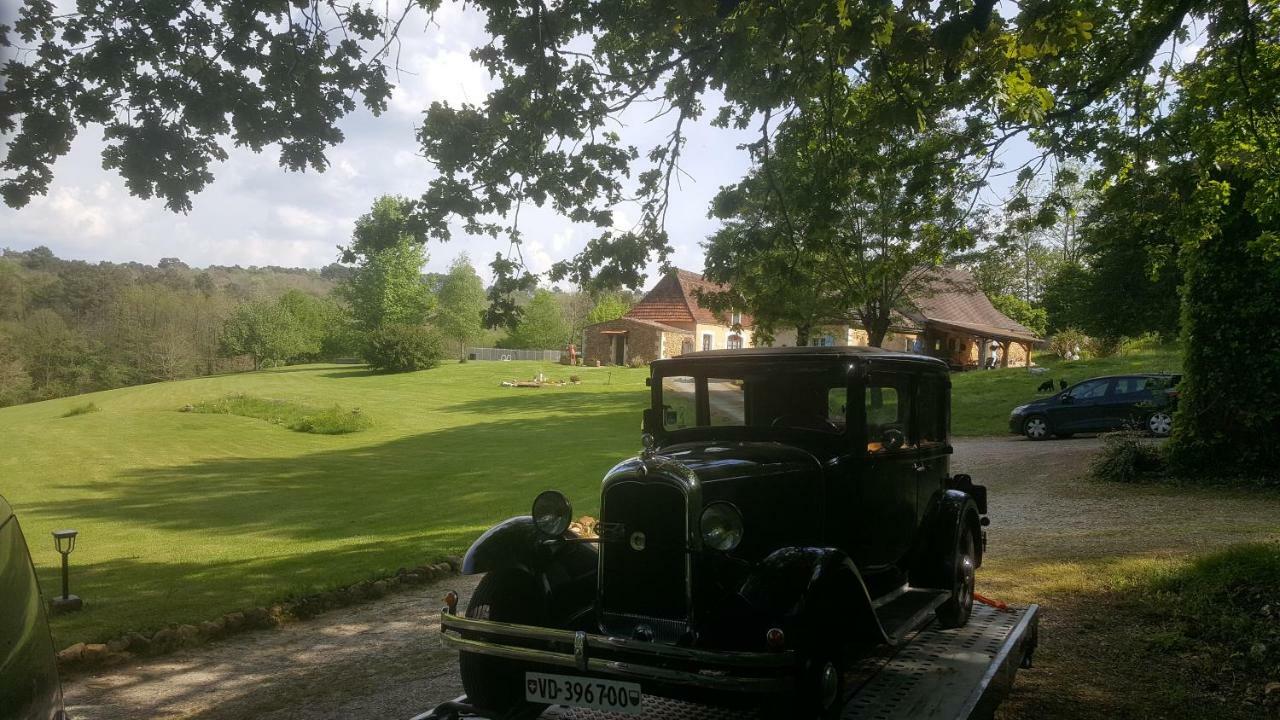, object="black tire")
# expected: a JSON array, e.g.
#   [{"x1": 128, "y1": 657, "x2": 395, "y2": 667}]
[
  {"x1": 936, "y1": 525, "x2": 976, "y2": 629},
  {"x1": 771, "y1": 649, "x2": 846, "y2": 720},
  {"x1": 459, "y1": 569, "x2": 547, "y2": 716},
  {"x1": 1022, "y1": 414, "x2": 1051, "y2": 441}
]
